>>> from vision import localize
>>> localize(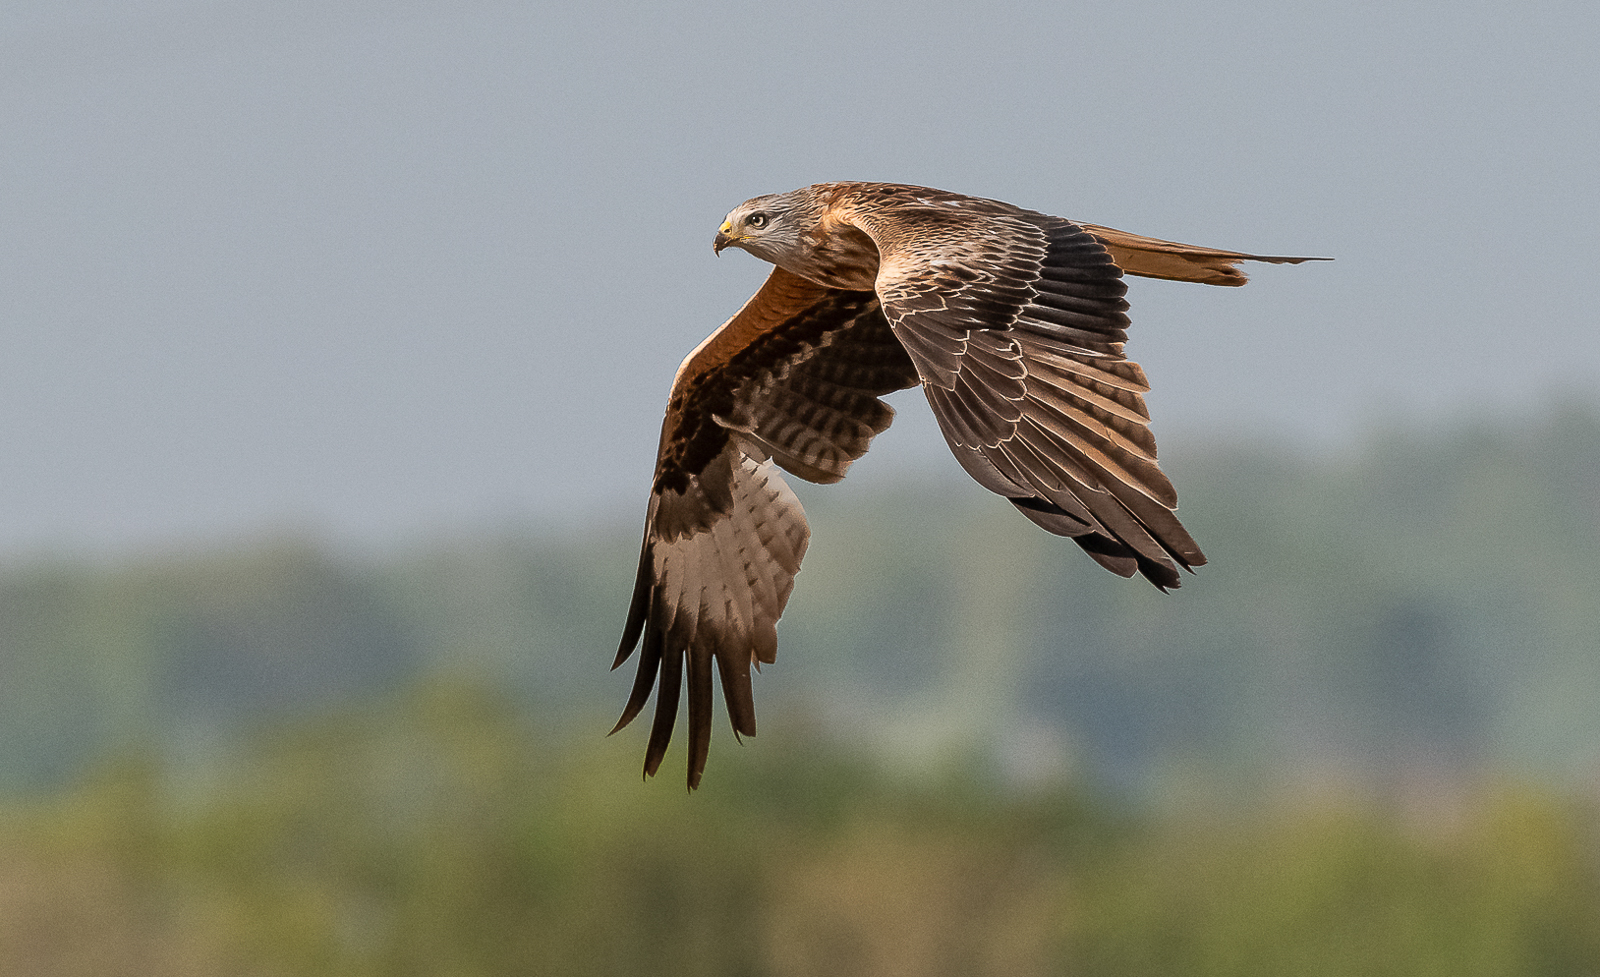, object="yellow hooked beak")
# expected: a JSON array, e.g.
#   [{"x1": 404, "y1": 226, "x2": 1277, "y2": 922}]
[{"x1": 713, "y1": 220, "x2": 739, "y2": 255}]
